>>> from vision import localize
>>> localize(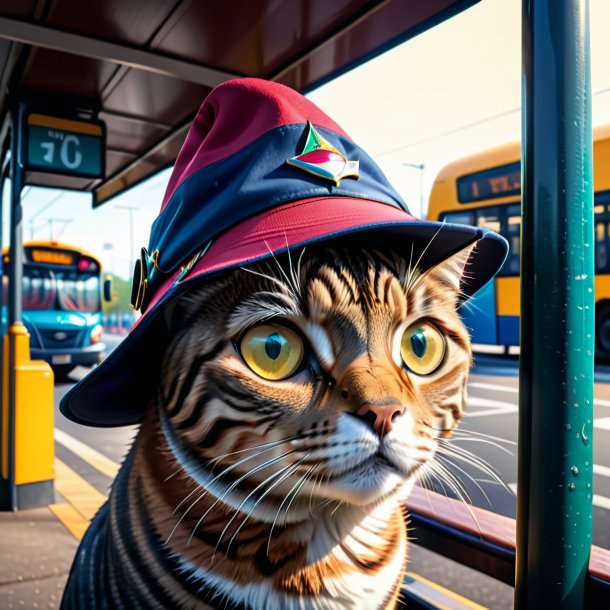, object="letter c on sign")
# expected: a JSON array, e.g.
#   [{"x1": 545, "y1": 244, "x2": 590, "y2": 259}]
[{"x1": 60, "y1": 135, "x2": 82, "y2": 170}]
